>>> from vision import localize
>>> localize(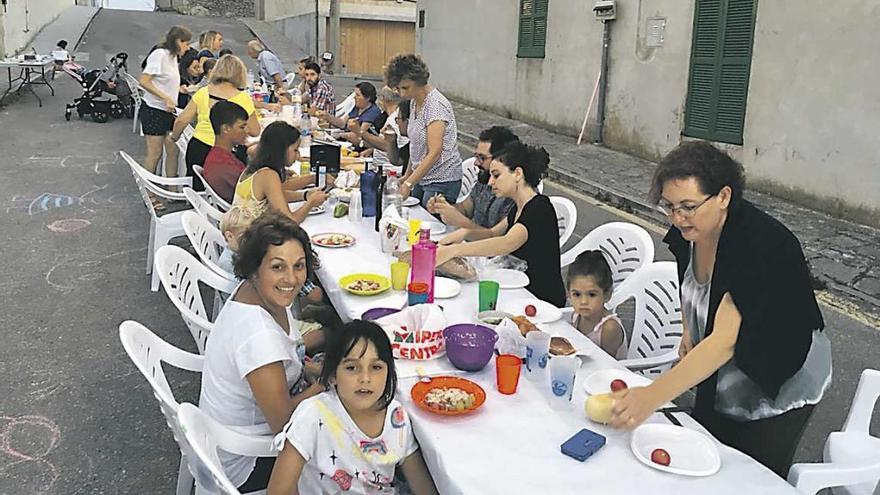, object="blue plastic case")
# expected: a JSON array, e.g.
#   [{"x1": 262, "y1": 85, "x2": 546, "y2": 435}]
[{"x1": 561, "y1": 428, "x2": 607, "y2": 461}]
